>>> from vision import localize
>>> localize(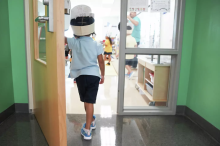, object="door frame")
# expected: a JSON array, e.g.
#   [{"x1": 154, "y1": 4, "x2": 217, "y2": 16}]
[
  {"x1": 117, "y1": 0, "x2": 185, "y2": 115},
  {"x1": 24, "y1": 0, "x2": 34, "y2": 112},
  {"x1": 24, "y1": 0, "x2": 185, "y2": 115}
]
